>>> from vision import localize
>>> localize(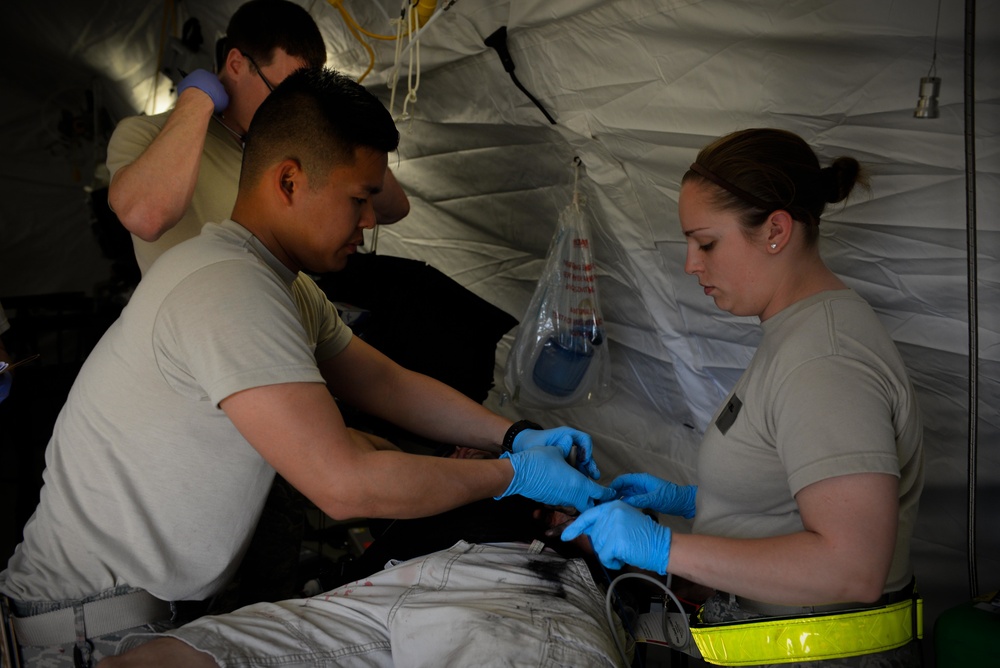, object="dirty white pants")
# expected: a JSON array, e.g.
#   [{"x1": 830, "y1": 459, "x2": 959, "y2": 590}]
[{"x1": 119, "y1": 540, "x2": 628, "y2": 667}]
